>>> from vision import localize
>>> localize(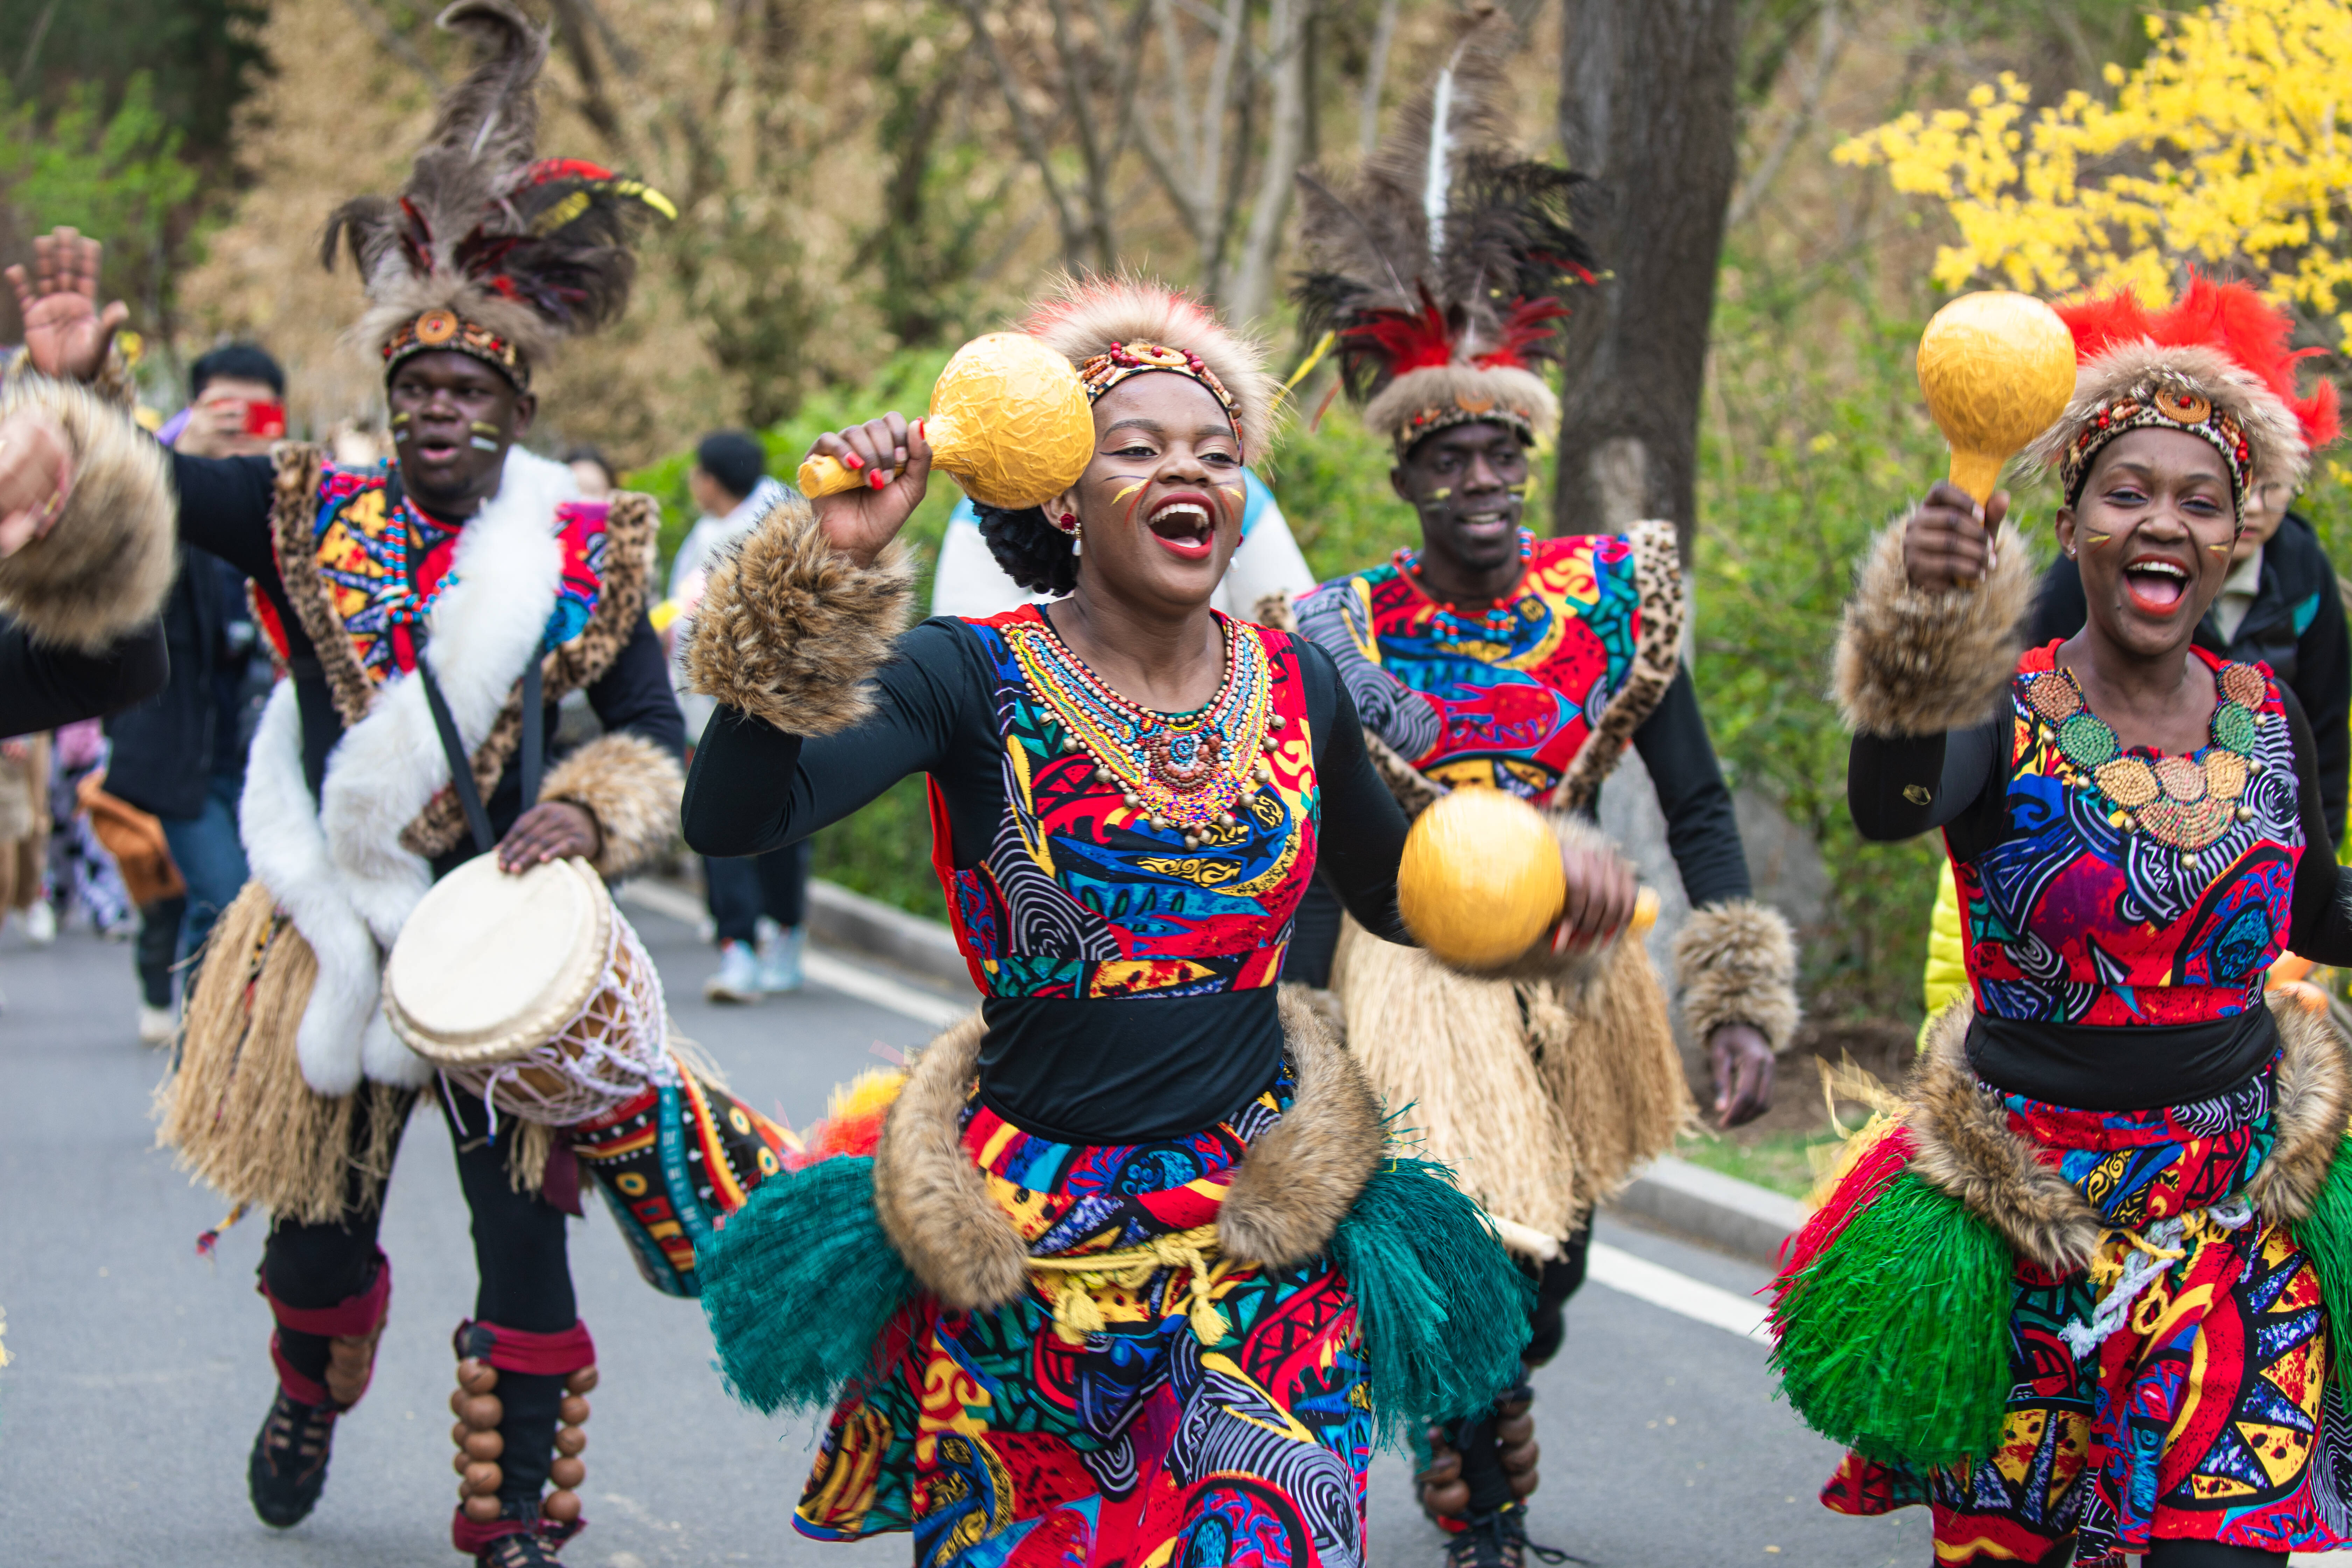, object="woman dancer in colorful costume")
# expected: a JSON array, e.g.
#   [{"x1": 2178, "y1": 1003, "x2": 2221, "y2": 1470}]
[
  {"x1": 680, "y1": 277, "x2": 1637, "y2": 1568},
  {"x1": 1777, "y1": 280, "x2": 2352, "y2": 1567},
  {"x1": 28, "y1": 8, "x2": 687, "y2": 1563},
  {"x1": 1273, "y1": 19, "x2": 1798, "y2": 1565}
]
